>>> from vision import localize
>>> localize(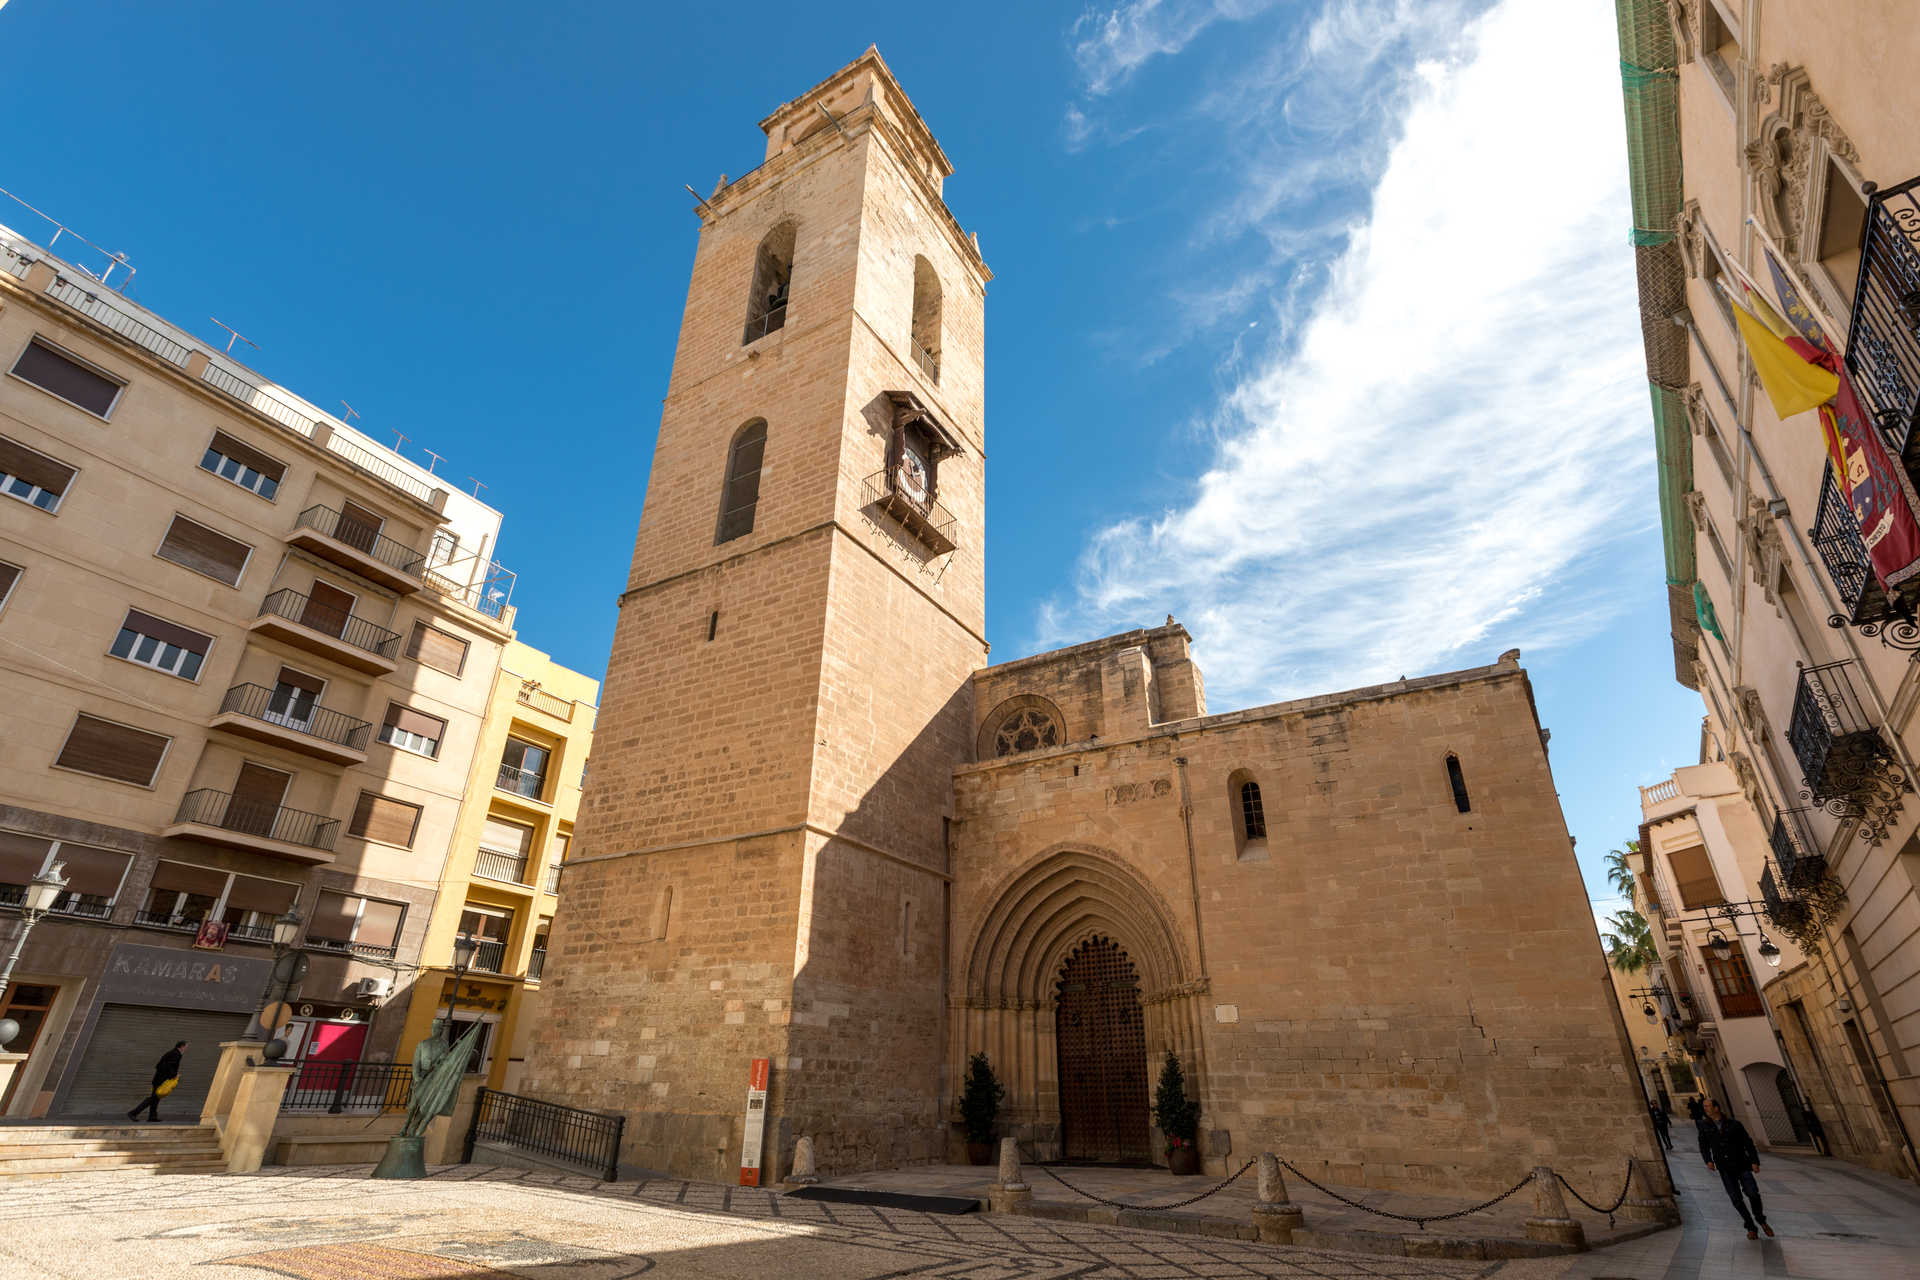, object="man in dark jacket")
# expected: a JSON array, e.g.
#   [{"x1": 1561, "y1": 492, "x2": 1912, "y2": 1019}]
[
  {"x1": 1700, "y1": 1098, "x2": 1772, "y2": 1239},
  {"x1": 1648, "y1": 1099, "x2": 1673, "y2": 1150},
  {"x1": 127, "y1": 1040, "x2": 187, "y2": 1122}
]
